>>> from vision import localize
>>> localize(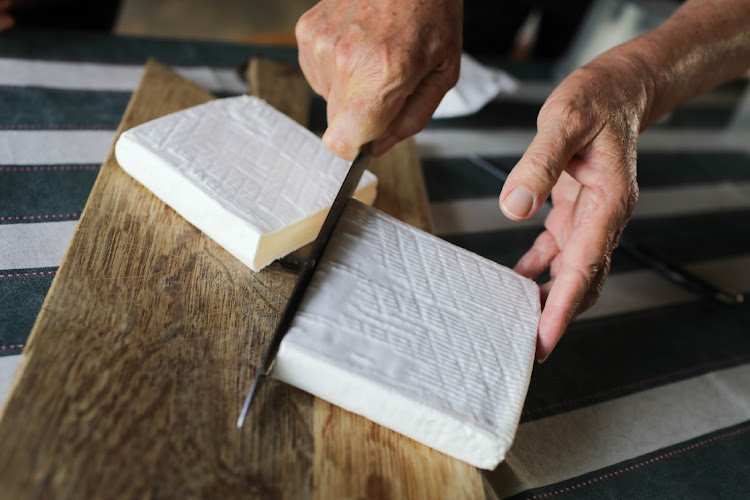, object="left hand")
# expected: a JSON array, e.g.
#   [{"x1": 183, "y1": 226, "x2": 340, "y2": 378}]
[{"x1": 500, "y1": 53, "x2": 648, "y2": 361}]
